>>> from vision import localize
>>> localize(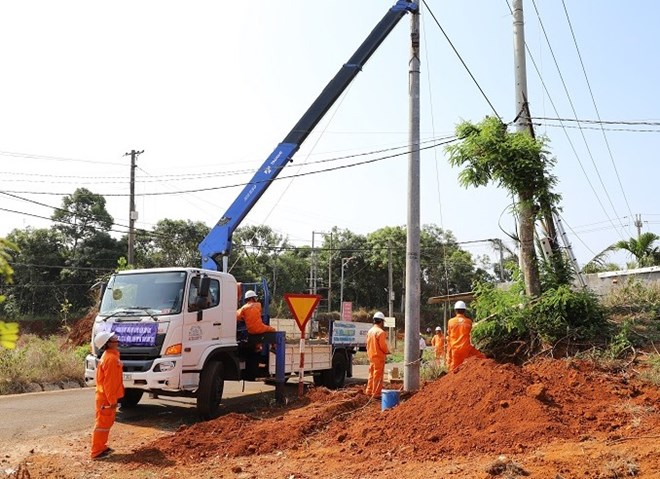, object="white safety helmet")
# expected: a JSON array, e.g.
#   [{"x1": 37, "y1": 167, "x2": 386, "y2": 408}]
[
  {"x1": 454, "y1": 300, "x2": 467, "y2": 310},
  {"x1": 373, "y1": 311, "x2": 385, "y2": 323},
  {"x1": 94, "y1": 331, "x2": 116, "y2": 349},
  {"x1": 435, "y1": 326, "x2": 442, "y2": 332},
  {"x1": 244, "y1": 290, "x2": 258, "y2": 300}
]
